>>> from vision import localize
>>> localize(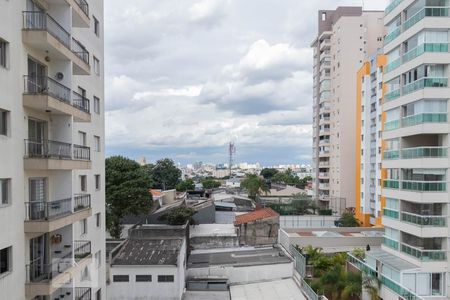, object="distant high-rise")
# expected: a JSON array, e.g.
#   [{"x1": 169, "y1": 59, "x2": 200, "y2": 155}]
[{"x1": 311, "y1": 7, "x2": 384, "y2": 209}]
